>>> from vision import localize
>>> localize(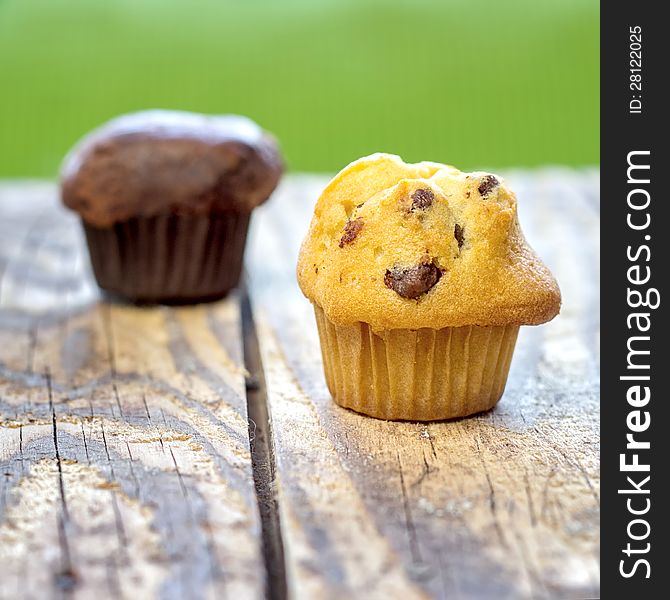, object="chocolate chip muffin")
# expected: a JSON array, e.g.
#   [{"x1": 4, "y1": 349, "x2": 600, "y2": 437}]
[
  {"x1": 62, "y1": 110, "x2": 283, "y2": 303},
  {"x1": 297, "y1": 153, "x2": 560, "y2": 420}
]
